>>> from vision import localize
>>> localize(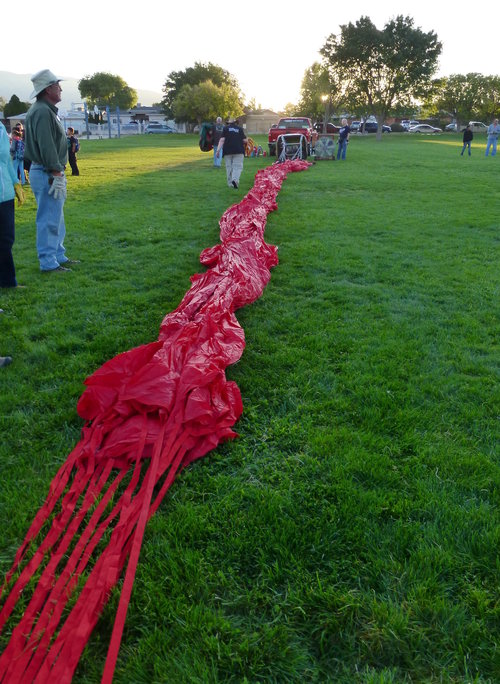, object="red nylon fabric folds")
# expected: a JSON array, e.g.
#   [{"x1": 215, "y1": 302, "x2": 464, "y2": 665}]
[{"x1": 0, "y1": 159, "x2": 309, "y2": 683}]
